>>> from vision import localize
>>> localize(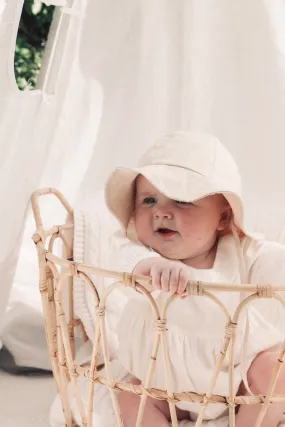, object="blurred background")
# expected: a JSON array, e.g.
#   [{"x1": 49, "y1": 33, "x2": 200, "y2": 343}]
[{"x1": 14, "y1": 0, "x2": 55, "y2": 90}]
